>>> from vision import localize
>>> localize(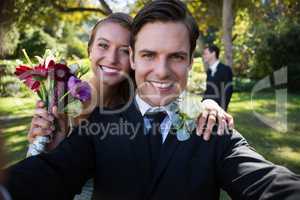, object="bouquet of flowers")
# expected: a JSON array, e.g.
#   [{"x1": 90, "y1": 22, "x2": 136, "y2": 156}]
[{"x1": 15, "y1": 49, "x2": 91, "y2": 156}]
